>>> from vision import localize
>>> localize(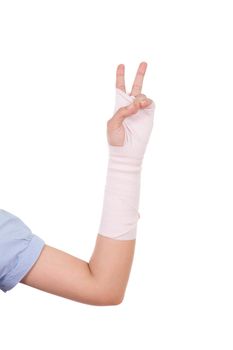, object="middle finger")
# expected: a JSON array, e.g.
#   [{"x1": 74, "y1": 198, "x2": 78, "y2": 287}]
[{"x1": 130, "y1": 62, "x2": 147, "y2": 96}]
